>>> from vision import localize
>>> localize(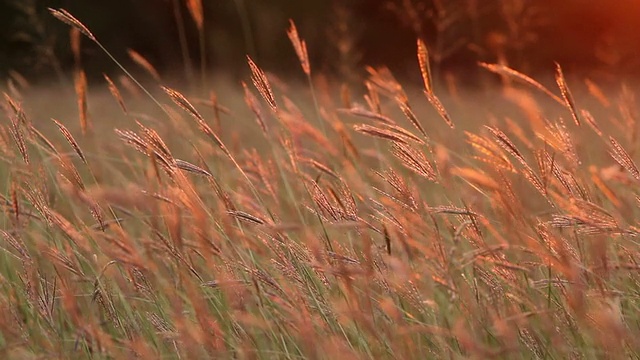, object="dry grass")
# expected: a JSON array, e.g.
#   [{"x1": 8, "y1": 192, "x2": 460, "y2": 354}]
[{"x1": 1, "y1": 6, "x2": 640, "y2": 360}]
